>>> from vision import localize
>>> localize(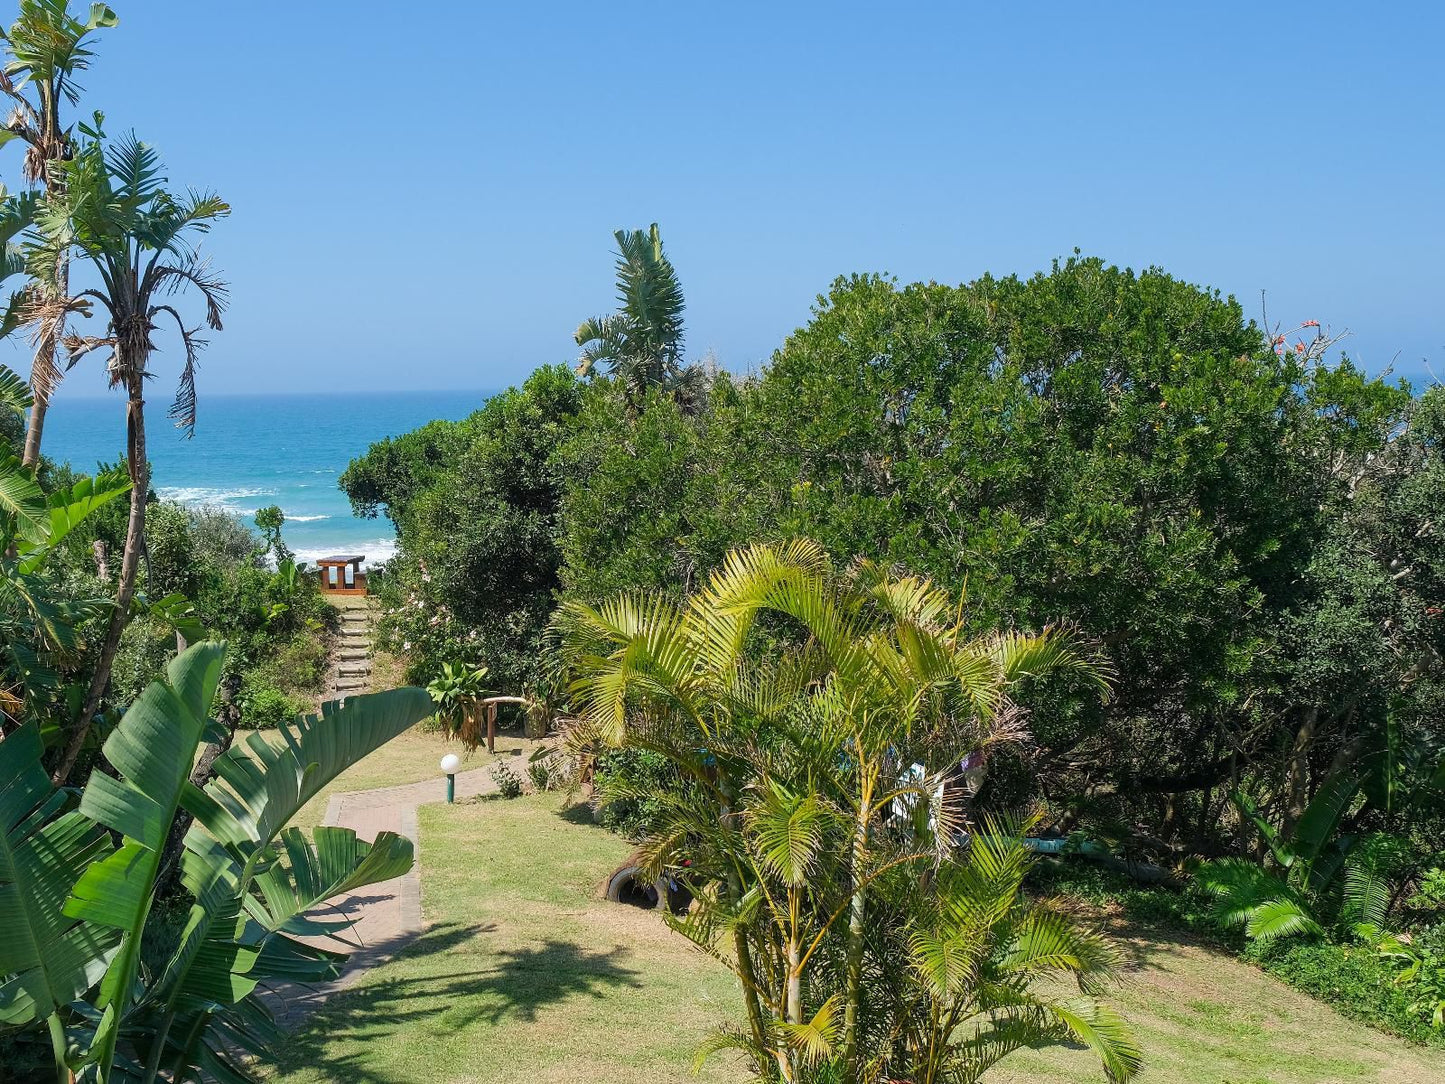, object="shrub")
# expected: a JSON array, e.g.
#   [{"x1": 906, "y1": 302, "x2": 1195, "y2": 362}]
[
  {"x1": 491, "y1": 761, "x2": 522, "y2": 799},
  {"x1": 593, "y1": 747, "x2": 678, "y2": 840},
  {"x1": 1378, "y1": 924, "x2": 1445, "y2": 1030},
  {"x1": 241, "y1": 680, "x2": 305, "y2": 730},
  {"x1": 526, "y1": 751, "x2": 554, "y2": 792},
  {"x1": 1248, "y1": 937, "x2": 1445, "y2": 1047}
]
